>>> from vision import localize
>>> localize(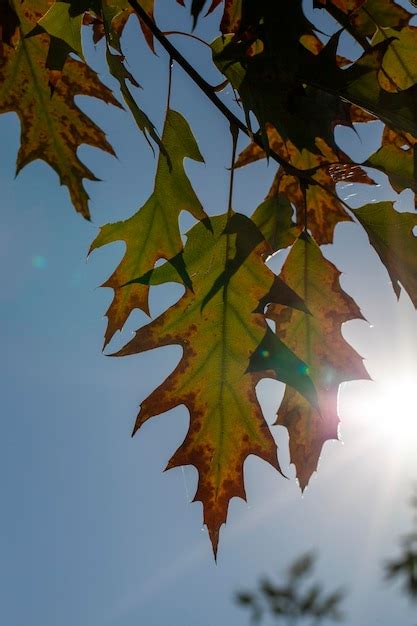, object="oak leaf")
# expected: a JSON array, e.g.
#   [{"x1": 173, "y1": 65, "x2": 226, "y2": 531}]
[
  {"x1": 35, "y1": 0, "x2": 161, "y2": 147},
  {"x1": 268, "y1": 232, "x2": 369, "y2": 490},
  {"x1": 117, "y1": 213, "x2": 316, "y2": 554},
  {"x1": 0, "y1": 0, "x2": 120, "y2": 218},
  {"x1": 90, "y1": 110, "x2": 207, "y2": 347}
]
